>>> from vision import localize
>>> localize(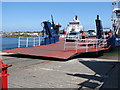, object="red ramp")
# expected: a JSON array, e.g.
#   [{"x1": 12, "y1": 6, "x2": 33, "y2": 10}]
[
  {"x1": 3, "y1": 39, "x2": 110, "y2": 59},
  {"x1": 3, "y1": 39, "x2": 76, "y2": 59}
]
